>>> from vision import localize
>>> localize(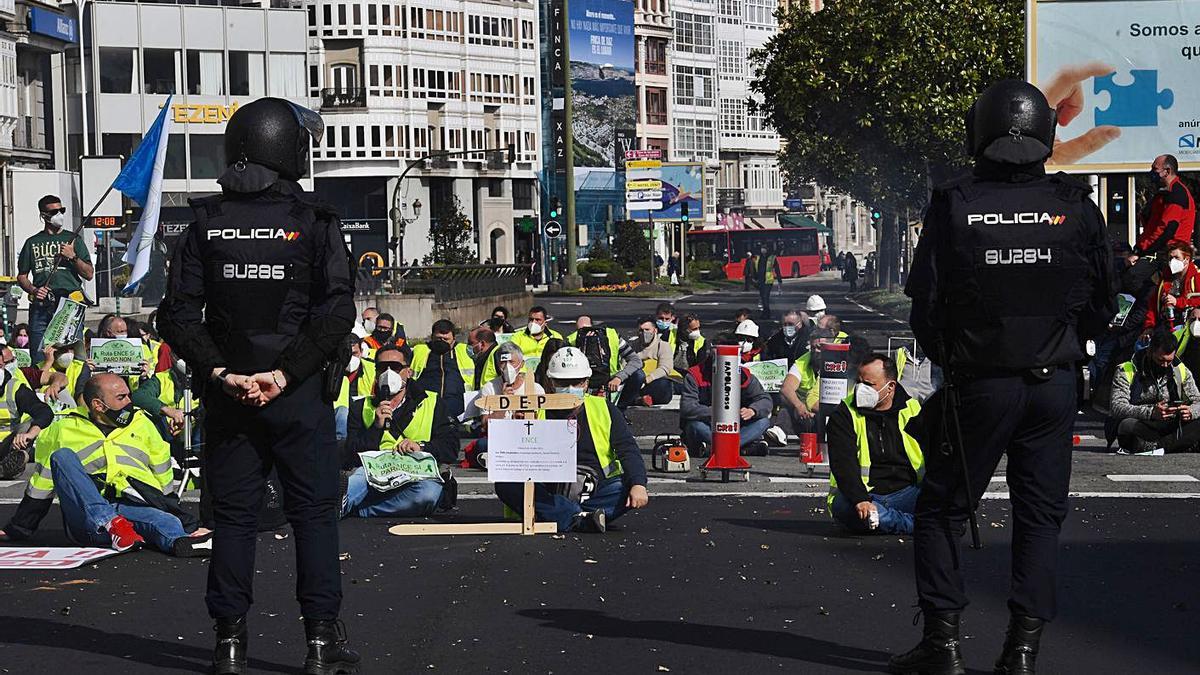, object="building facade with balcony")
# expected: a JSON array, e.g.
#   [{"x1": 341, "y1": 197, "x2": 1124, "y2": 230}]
[
  {"x1": 634, "y1": 0, "x2": 670, "y2": 156},
  {"x1": 669, "y1": 0, "x2": 718, "y2": 224},
  {"x1": 2, "y1": 1, "x2": 74, "y2": 170},
  {"x1": 306, "y1": 0, "x2": 542, "y2": 266}
]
